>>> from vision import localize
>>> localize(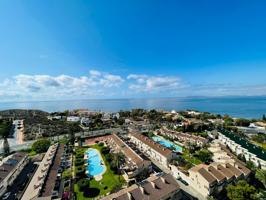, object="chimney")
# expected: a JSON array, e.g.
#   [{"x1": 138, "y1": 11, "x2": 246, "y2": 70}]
[
  {"x1": 161, "y1": 177, "x2": 166, "y2": 183},
  {"x1": 140, "y1": 187, "x2": 144, "y2": 194}
]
